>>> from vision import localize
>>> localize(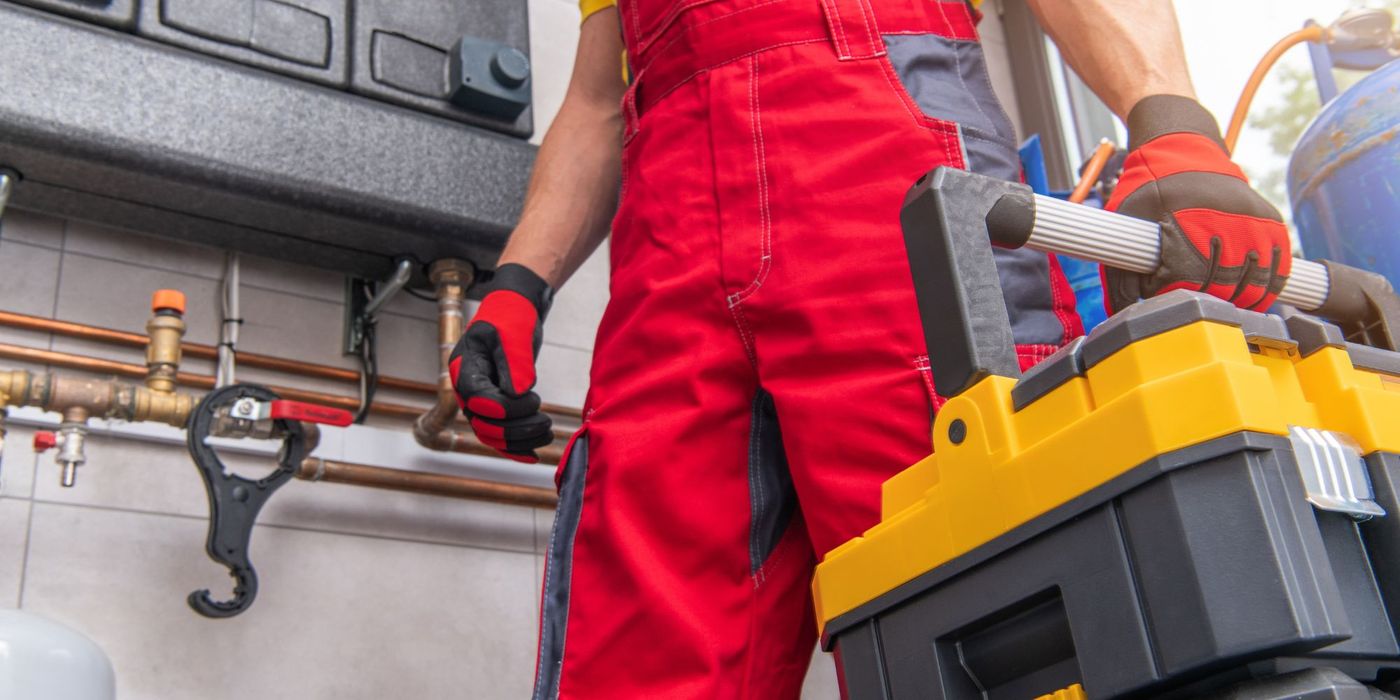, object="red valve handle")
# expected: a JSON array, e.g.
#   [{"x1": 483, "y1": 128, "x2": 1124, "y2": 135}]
[
  {"x1": 269, "y1": 400, "x2": 354, "y2": 427},
  {"x1": 33, "y1": 431, "x2": 57, "y2": 452}
]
